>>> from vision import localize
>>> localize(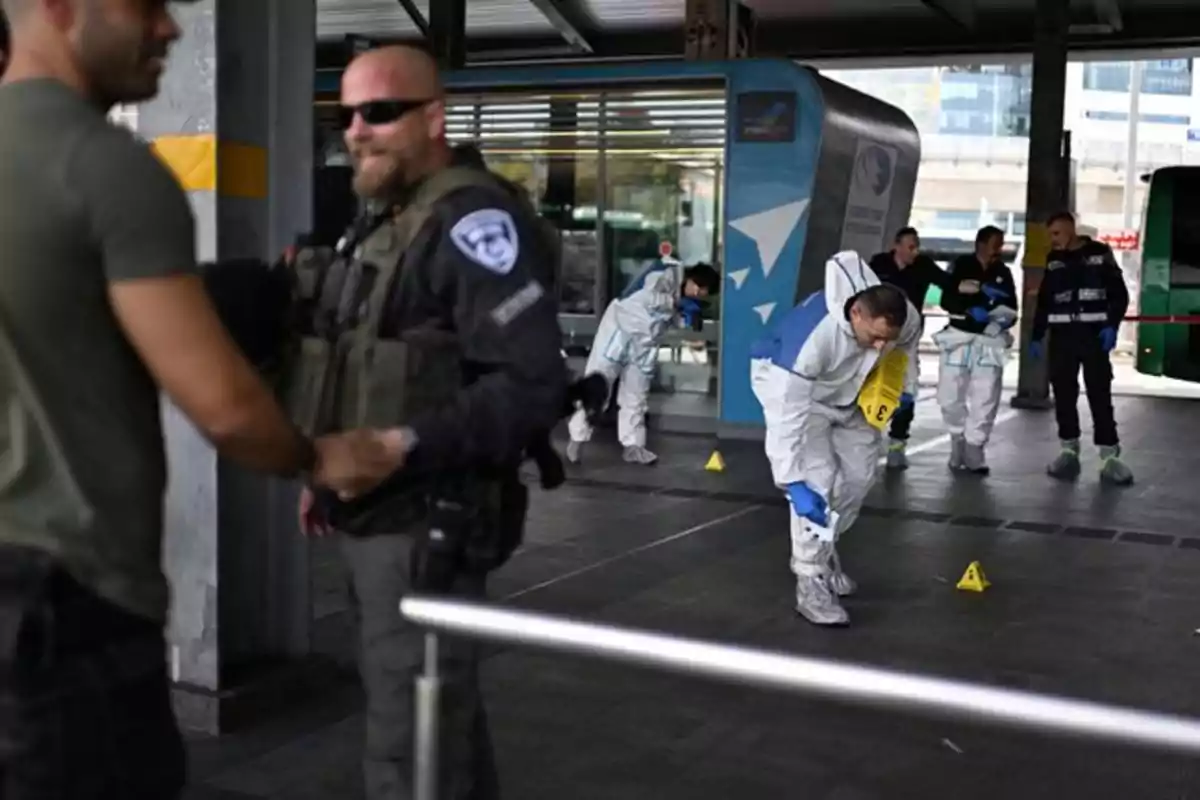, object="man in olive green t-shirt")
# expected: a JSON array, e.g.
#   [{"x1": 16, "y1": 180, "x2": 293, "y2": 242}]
[{"x1": 0, "y1": 1, "x2": 413, "y2": 796}]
